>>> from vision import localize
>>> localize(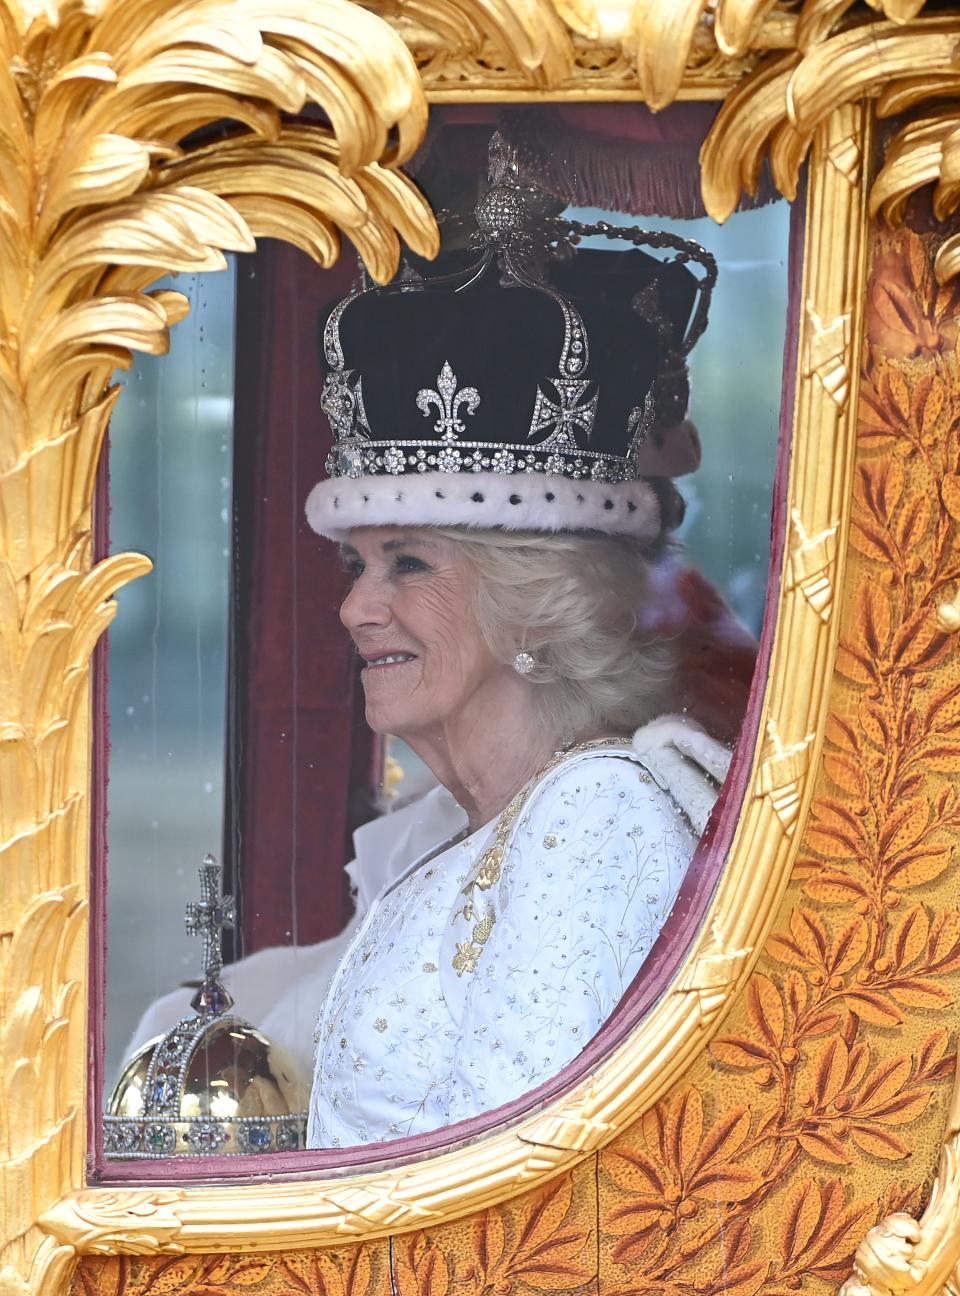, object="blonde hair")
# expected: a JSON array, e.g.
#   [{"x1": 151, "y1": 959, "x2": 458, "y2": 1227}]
[{"x1": 435, "y1": 528, "x2": 671, "y2": 743}]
